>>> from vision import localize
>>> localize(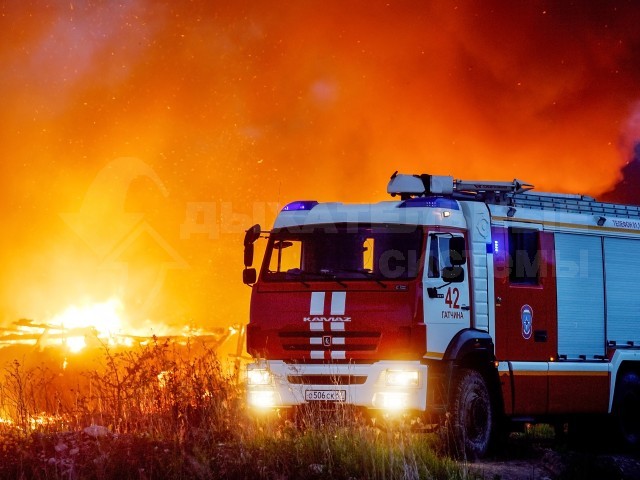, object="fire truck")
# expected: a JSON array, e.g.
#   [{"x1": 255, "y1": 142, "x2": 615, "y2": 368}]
[{"x1": 242, "y1": 172, "x2": 640, "y2": 458}]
